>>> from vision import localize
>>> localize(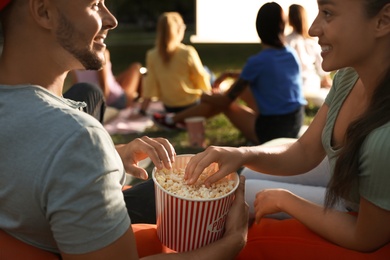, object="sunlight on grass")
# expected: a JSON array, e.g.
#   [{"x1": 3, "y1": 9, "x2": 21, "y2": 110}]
[
  {"x1": 111, "y1": 114, "x2": 246, "y2": 150},
  {"x1": 107, "y1": 27, "x2": 319, "y2": 155},
  {"x1": 205, "y1": 114, "x2": 246, "y2": 146}
]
